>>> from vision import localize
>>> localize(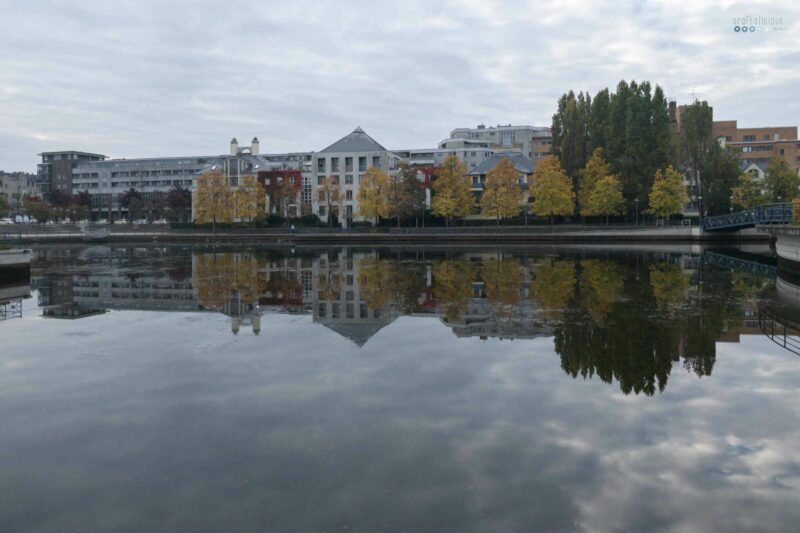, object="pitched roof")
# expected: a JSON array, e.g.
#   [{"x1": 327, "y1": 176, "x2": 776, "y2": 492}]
[
  {"x1": 320, "y1": 127, "x2": 388, "y2": 153},
  {"x1": 470, "y1": 152, "x2": 534, "y2": 175}
]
